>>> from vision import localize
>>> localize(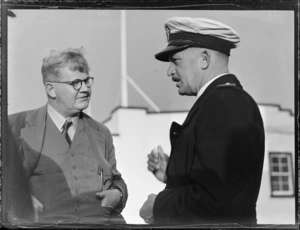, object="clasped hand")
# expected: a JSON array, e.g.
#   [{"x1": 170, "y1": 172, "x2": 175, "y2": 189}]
[
  {"x1": 96, "y1": 189, "x2": 122, "y2": 209},
  {"x1": 31, "y1": 189, "x2": 121, "y2": 218}
]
